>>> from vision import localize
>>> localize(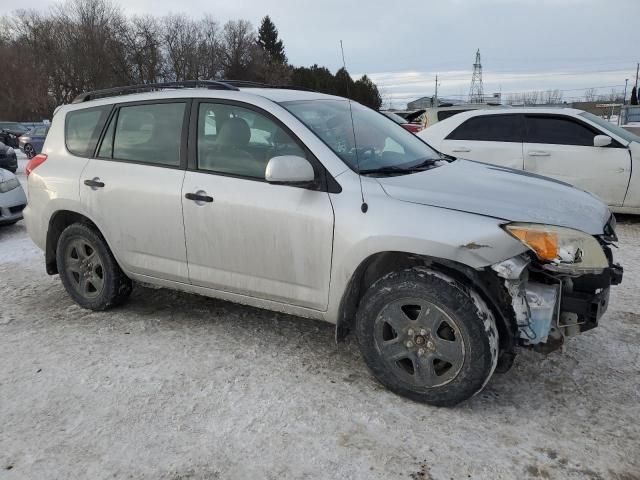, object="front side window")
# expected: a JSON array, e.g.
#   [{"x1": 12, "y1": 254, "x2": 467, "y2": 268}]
[
  {"x1": 65, "y1": 106, "x2": 111, "y2": 157},
  {"x1": 281, "y1": 99, "x2": 440, "y2": 174},
  {"x1": 100, "y1": 103, "x2": 185, "y2": 166},
  {"x1": 197, "y1": 102, "x2": 306, "y2": 179},
  {"x1": 446, "y1": 114, "x2": 523, "y2": 142},
  {"x1": 579, "y1": 111, "x2": 640, "y2": 144},
  {"x1": 525, "y1": 115, "x2": 596, "y2": 146}
]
